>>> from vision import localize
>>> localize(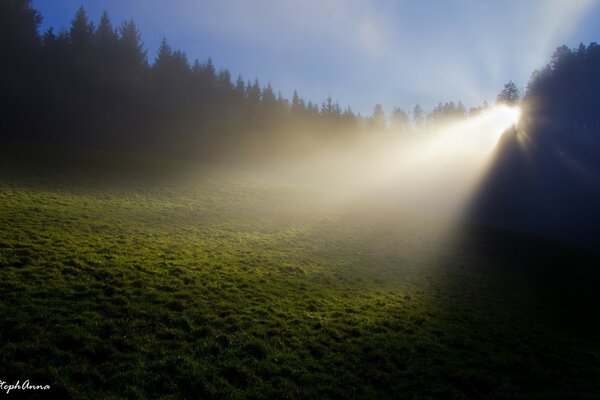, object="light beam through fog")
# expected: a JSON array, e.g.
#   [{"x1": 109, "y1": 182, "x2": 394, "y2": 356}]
[{"x1": 264, "y1": 105, "x2": 521, "y2": 217}]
